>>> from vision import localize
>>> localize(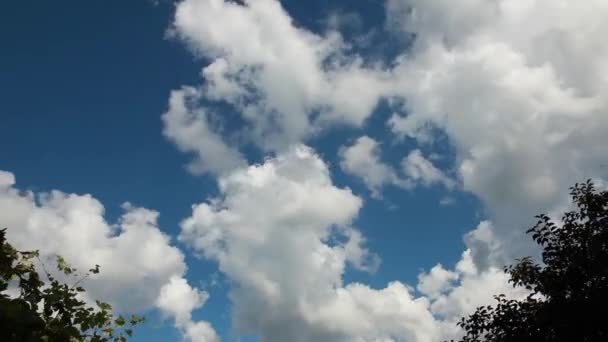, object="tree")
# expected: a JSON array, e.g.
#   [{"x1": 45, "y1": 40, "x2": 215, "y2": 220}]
[
  {"x1": 454, "y1": 180, "x2": 608, "y2": 342},
  {"x1": 0, "y1": 228, "x2": 144, "y2": 341}
]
